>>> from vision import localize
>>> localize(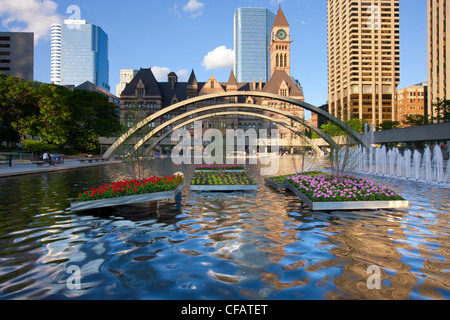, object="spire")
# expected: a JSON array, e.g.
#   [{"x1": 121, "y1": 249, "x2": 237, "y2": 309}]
[
  {"x1": 273, "y1": 5, "x2": 289, "y2": 28},
  {"x1": 227, "y1": 70, "x2": 238, "y2": 91},
  {"x1": 187, "y1": 69, "x2": 198, "y2": 89}
]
